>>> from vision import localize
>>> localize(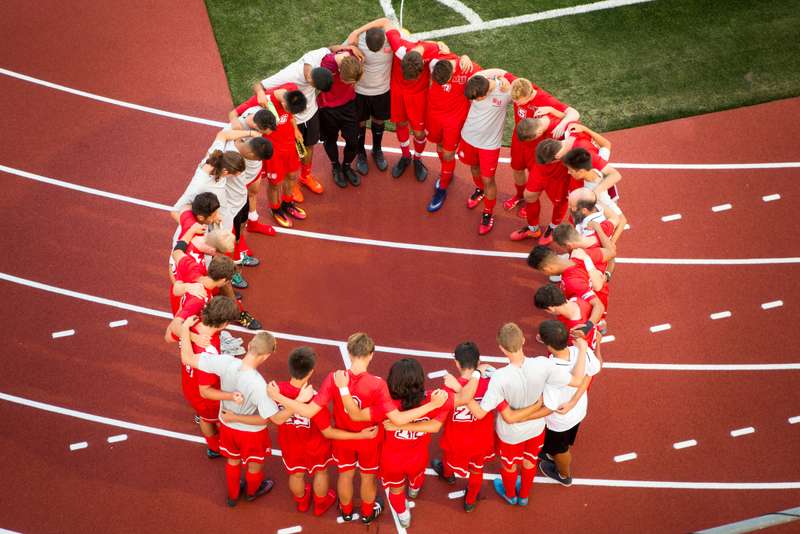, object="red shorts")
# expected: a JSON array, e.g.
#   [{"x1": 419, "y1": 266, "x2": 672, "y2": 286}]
[
  {"x1": 458, "y1": 138, "x2": 501, "y2": 178},
  {"x1": 262, "y1": 147, "x2": 300, "y2": 185},
  {"x1": 510, "y1": 135, "x2": 535, "y2": 171},
  {"x1": 426, "y1": 114, "x2": 465, "y2": 151},
  {"x1": 219, "y1": 423, "x2": 271, "y2": 464},
  {"x1": 181, "y1": 379, "x2": 219, "y2": 423},
  {"x1": 391, "y1": 89, "x2": 427, "y2": 132},
  {"x1": 281, "y1": 442, "x2": 333, "y2": 476},
  {"x1": 443, "y1": 449, "x2": 495, "y2": 477},
  {"x1": 497, "y1": 430, "x2": 545, "y2": 469},
  {"x1": 525, "y1": 171, "x2": 570, "y2": 203},
  {"x1": 332, "y1": 438, "x2": 381, "y2": 474},
  {"x1": 380, "y1": 453, "x2": 428, "y2": 489}
]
